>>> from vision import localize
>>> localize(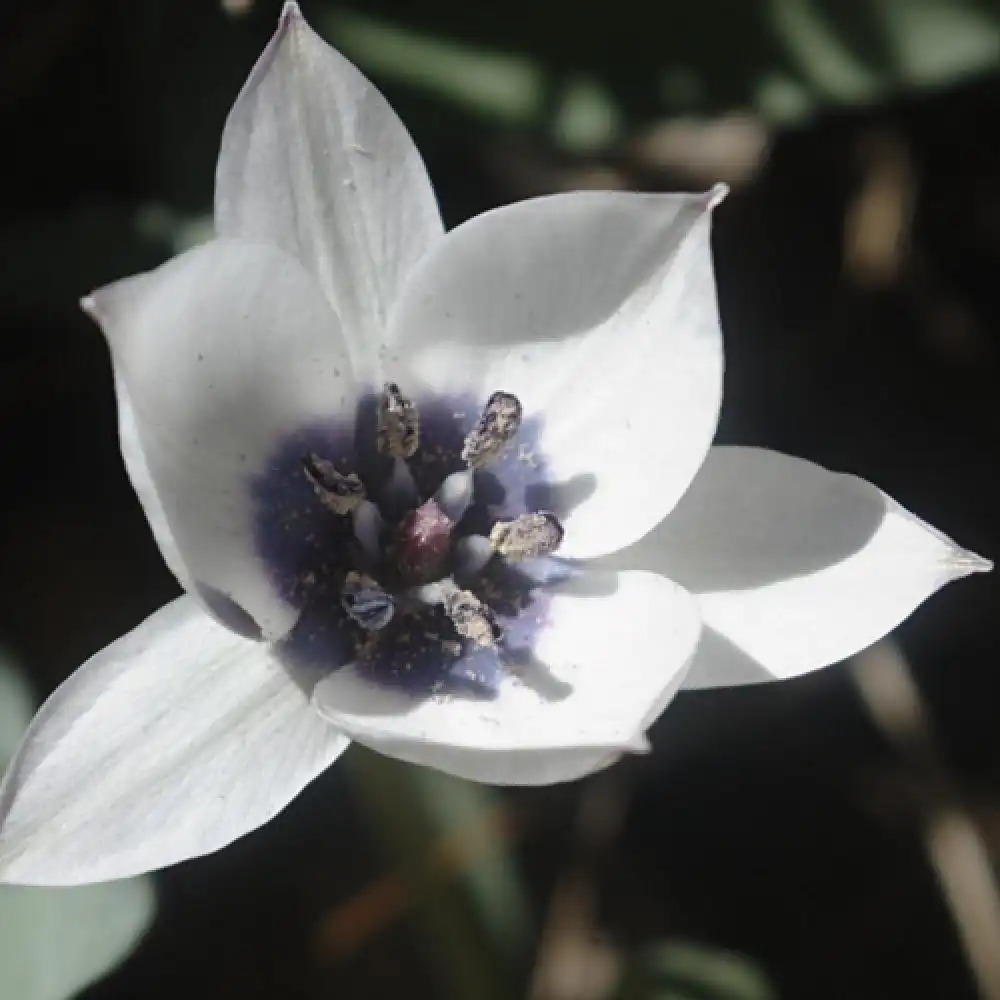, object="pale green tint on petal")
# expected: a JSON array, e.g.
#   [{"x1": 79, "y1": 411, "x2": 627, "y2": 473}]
[
  {"x1": 0, "y1": 598, "x2": 347, "y2": 885},
  {"x1": 604, "y1": 447, "x2": 990, "y2": 686},
  {"x1": 0, "y1": 657, "x2": 154, "y2": 999},
  {"x1": 386, "y1": 188, "x2": 726, "y2": 560},
  {"x1": 216, "y1": 2, "x2": 443, "y2": 381},
  {"x1": 313, "y1": 571, "x2": 701, "y2": 784},
  {"x1": 84, "y1": 237, "x2": 355, "y2": 640}
]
